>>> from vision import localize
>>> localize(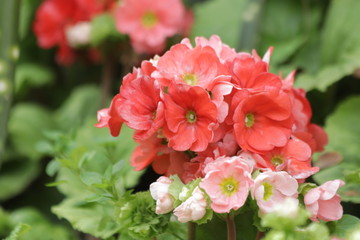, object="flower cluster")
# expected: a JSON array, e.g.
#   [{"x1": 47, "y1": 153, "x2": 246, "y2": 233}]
[
  {"x1": 97, "y1": 35, "x2": 343, "y2": 223},
  {"x1": 33, "y1": 0, "x2": 115, "y2": 64},
  {"x1": 33, "y1": 0, "x2": 191, "y2": 65}
]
